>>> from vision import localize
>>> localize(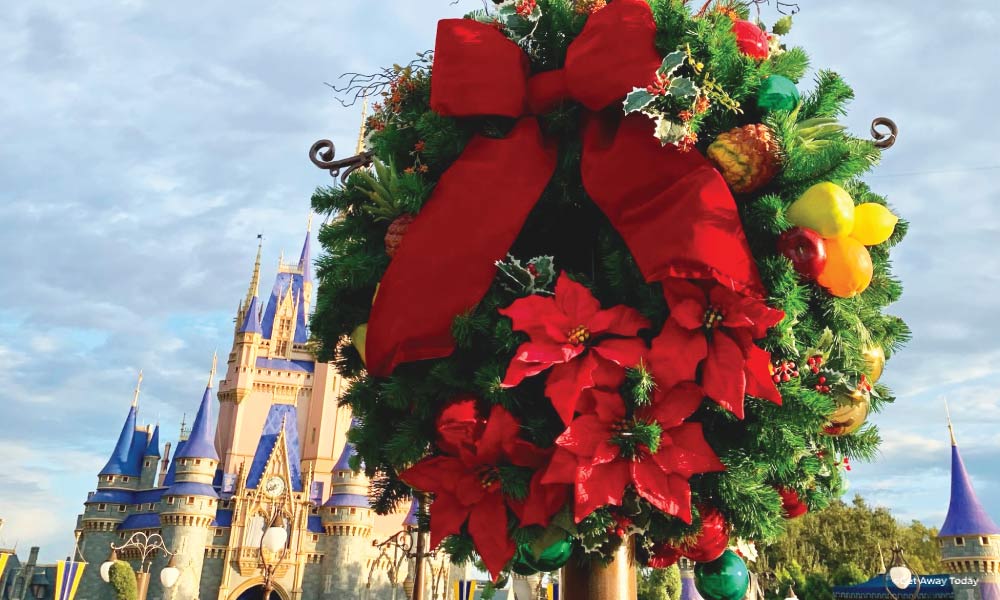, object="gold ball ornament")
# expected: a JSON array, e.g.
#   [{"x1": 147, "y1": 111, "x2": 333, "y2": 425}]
[
  {"x1": 352, "y1": 323, "x2": 368, "y2": 366},
  {"x1": 861, "y1": 346, "x2": 885, "y2": 383},
  {"x1": 822, "y1": 388, "x2": 870, "y2": 437}
]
